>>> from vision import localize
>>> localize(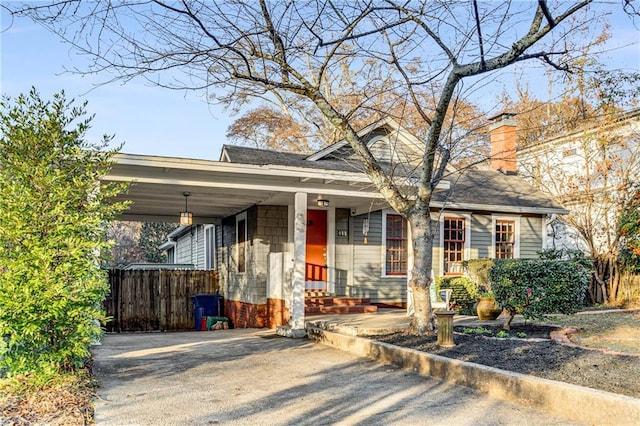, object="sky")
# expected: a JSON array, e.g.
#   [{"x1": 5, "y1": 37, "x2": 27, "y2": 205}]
[
  {"x1": 1, "y1": 6, "x2": 233, "y2": 160},
  {"x1": 1, "y1": 3, "x2": 639, "y2": 160}
]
